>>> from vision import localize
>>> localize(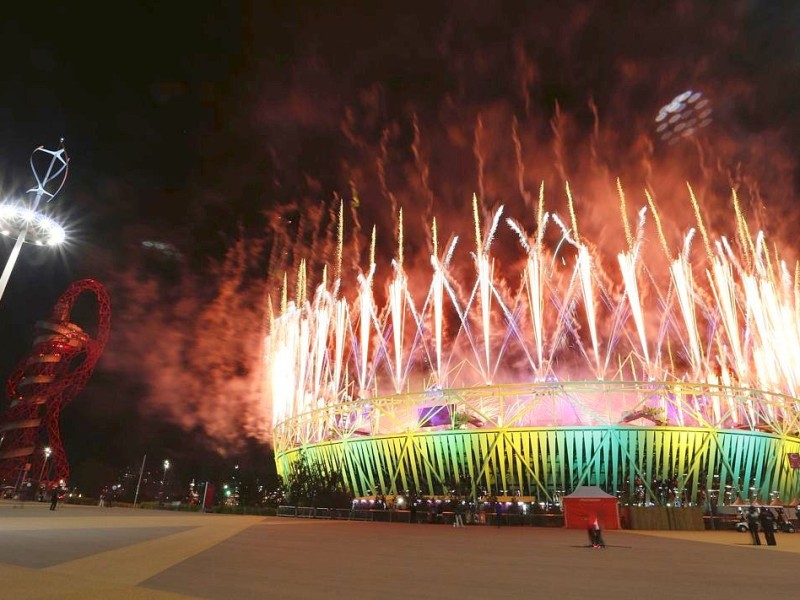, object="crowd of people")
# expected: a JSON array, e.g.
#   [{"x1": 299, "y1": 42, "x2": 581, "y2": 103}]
[
  {"x1": 356, "y1": 493, "x2": 561, "y2": 527},
  {"x1": 345, "y1": 489, "x2": 800, "y2": 552}
]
